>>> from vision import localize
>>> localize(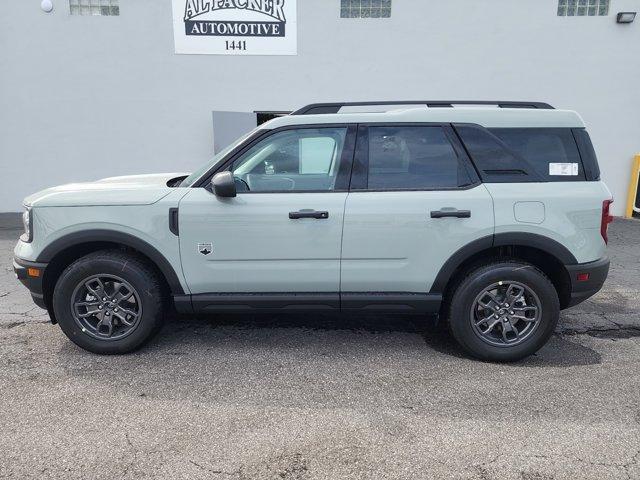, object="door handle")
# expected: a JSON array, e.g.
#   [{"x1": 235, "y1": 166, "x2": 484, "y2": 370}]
[
  {"x1": 289, "y1": 209, "x2": 329, "y2": 219},
  {"x1": 430, "y1": 209, "x2": 471, "y2": 219}
]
